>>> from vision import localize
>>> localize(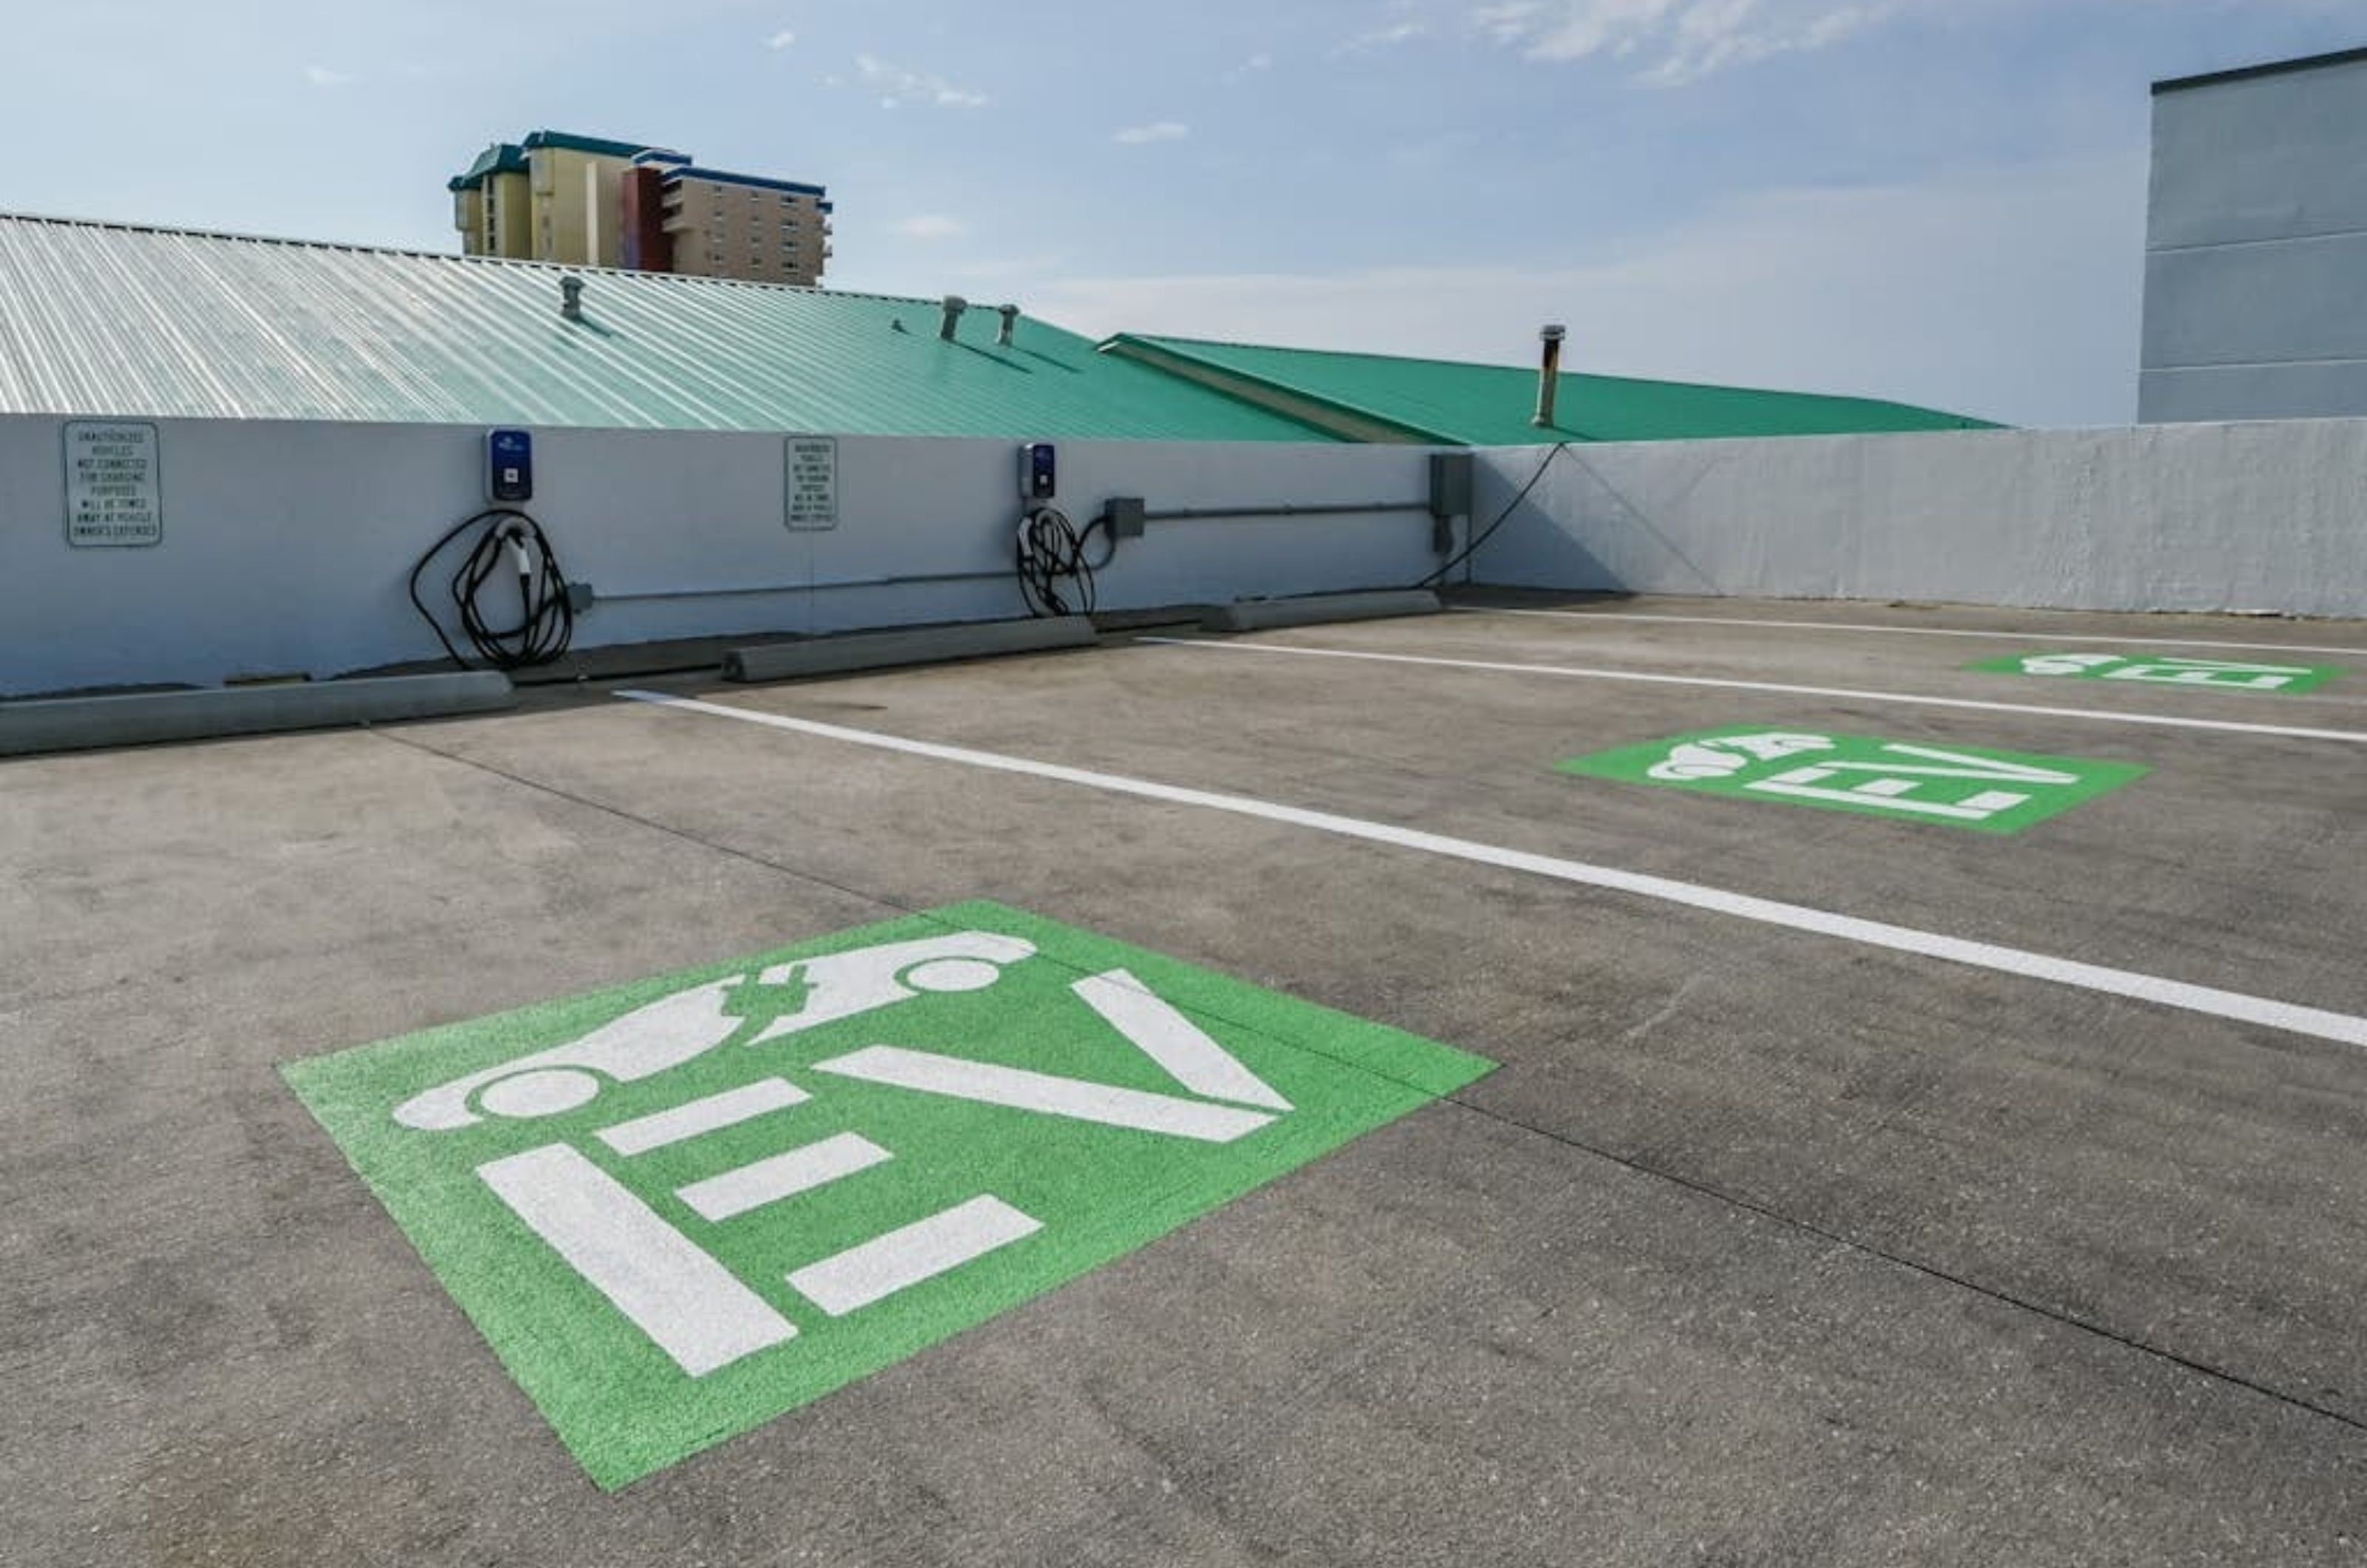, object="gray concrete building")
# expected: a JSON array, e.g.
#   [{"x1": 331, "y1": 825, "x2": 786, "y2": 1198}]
[{"x1": 2140, "y1": 45, "x2": 2367, "y2": 423}]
